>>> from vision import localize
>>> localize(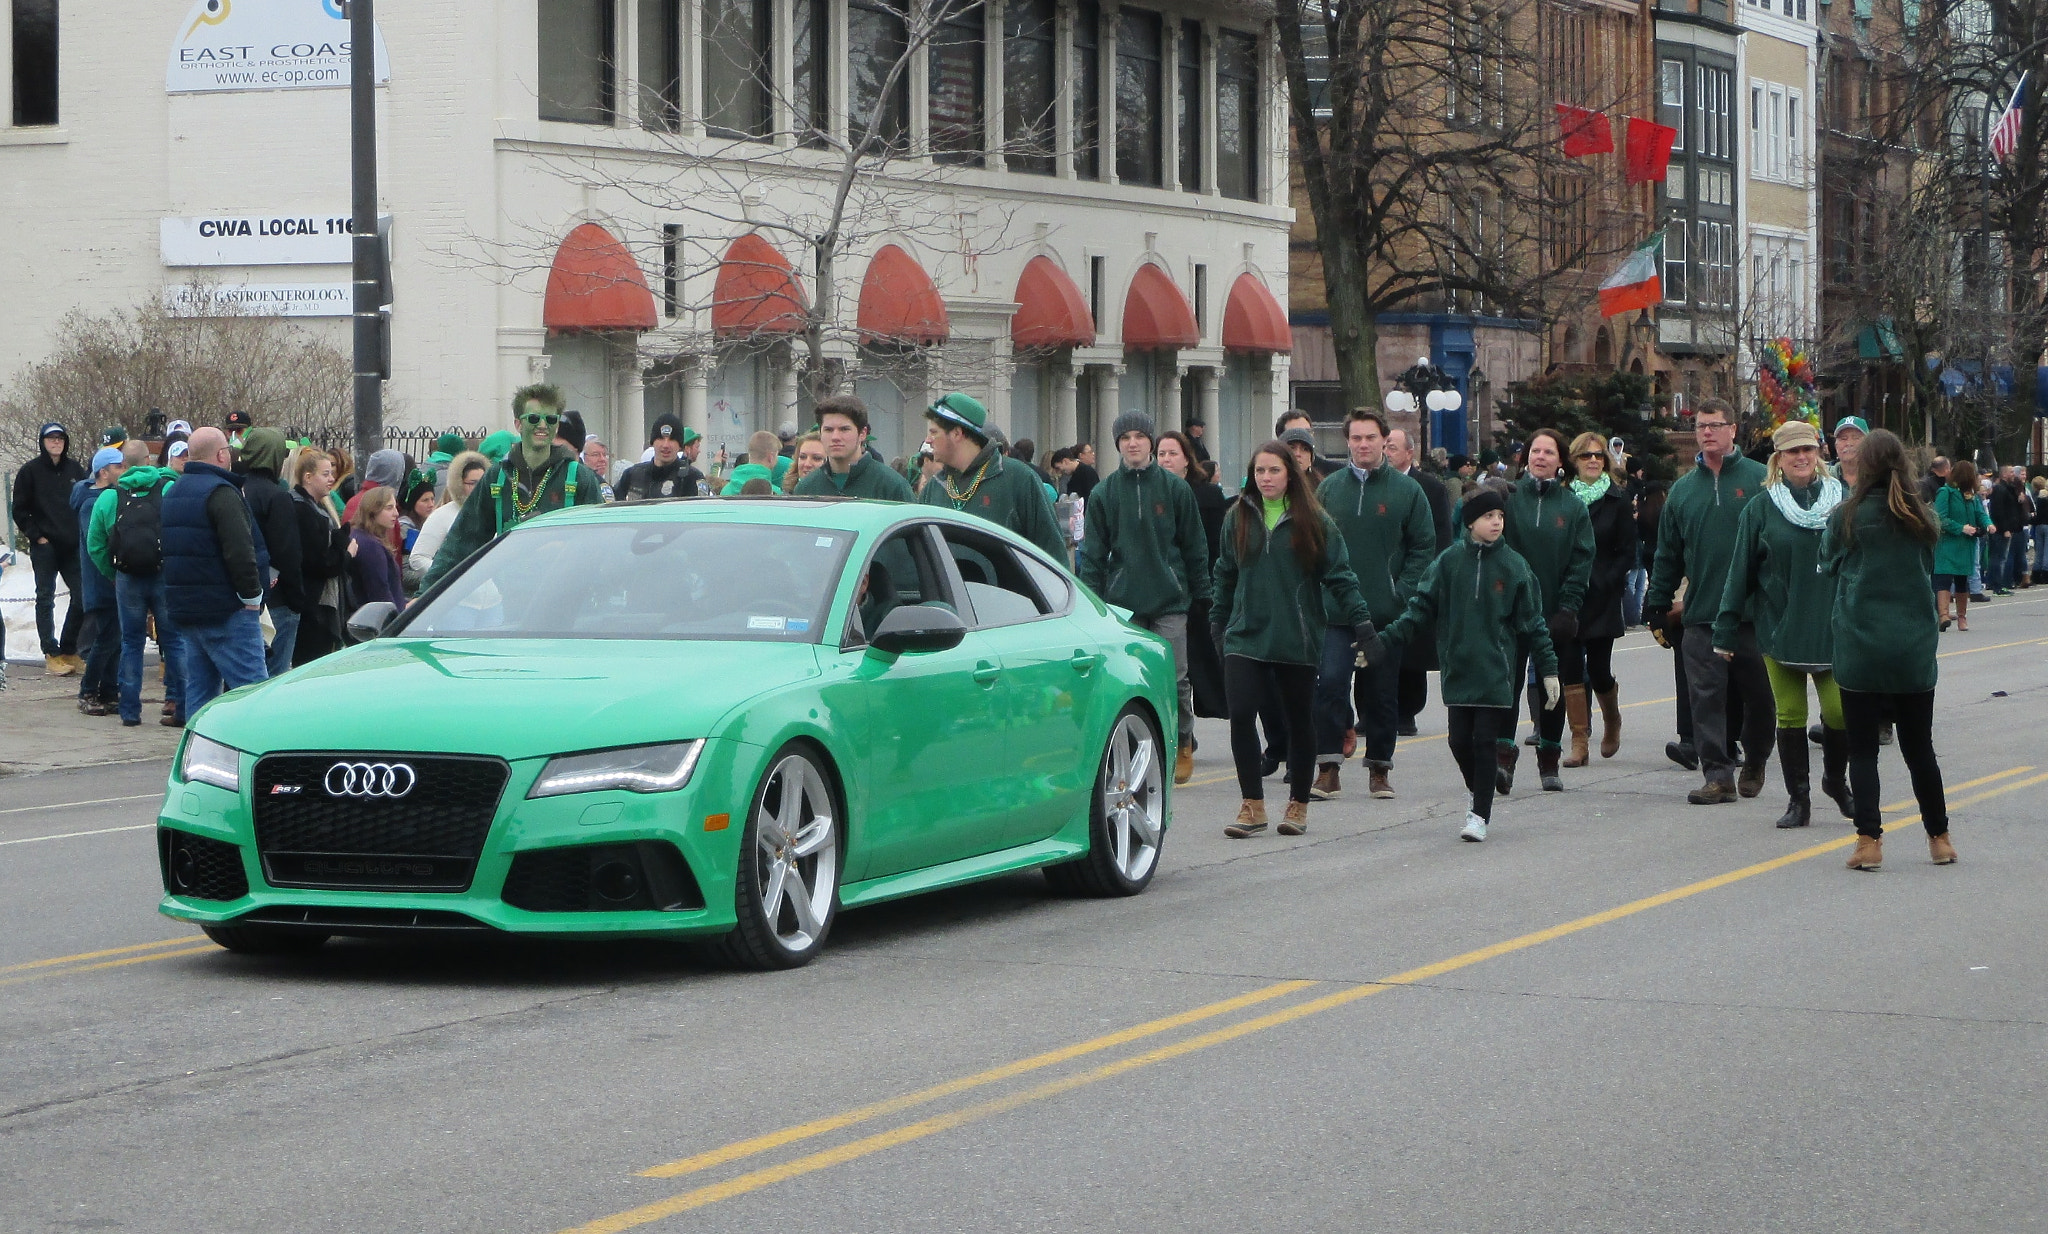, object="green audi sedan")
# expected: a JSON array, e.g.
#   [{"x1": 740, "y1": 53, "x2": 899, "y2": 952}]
[{"x1": 157, "y1": 498, "x2": 1175, "y2": 968}]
